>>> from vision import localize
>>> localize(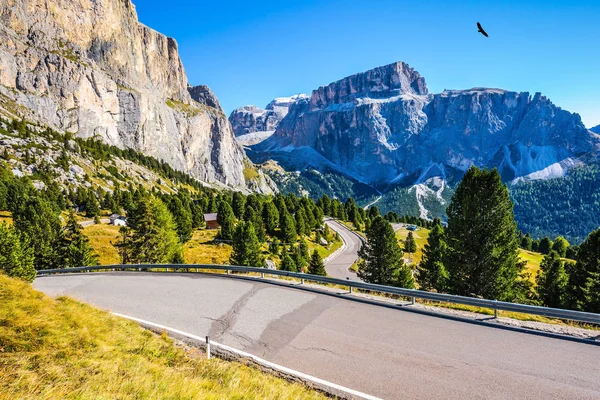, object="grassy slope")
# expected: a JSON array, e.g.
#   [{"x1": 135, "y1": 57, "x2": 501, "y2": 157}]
[
  {"x1": 83, "y1": 224, "x2": 342, "y2": 268},
  {"x1": 0, "y1": 210, "x2": 12, "y2": 225},
  {"x1": 82, "y1": 223, "x2": 121, "y2": 265},
  {"x1": 0, "y1": 274, "x2": 325, "y2": 400}
]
